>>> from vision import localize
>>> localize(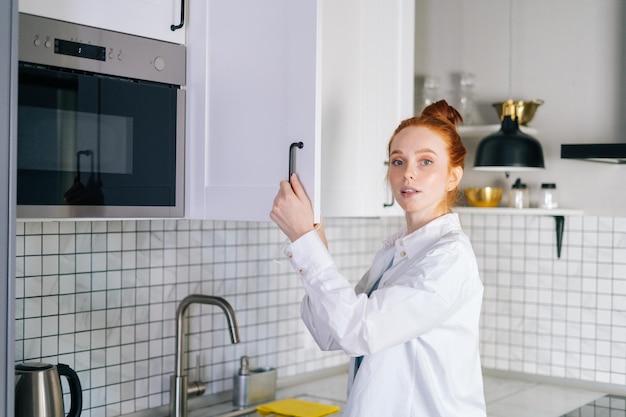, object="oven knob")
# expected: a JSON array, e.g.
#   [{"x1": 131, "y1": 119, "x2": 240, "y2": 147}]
[
  {"x1": 154, "y1": 56, "x2": 166, "y2": 71},
  {"x1": 33, "y1": 36, "x2": 41, "y2": 47},
  {"x1": 117, "y1": 51, "x2": 123, "y2": 61},
  {"x1": 44, "y1": 38, "x2": 52, "y2": 48}
]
